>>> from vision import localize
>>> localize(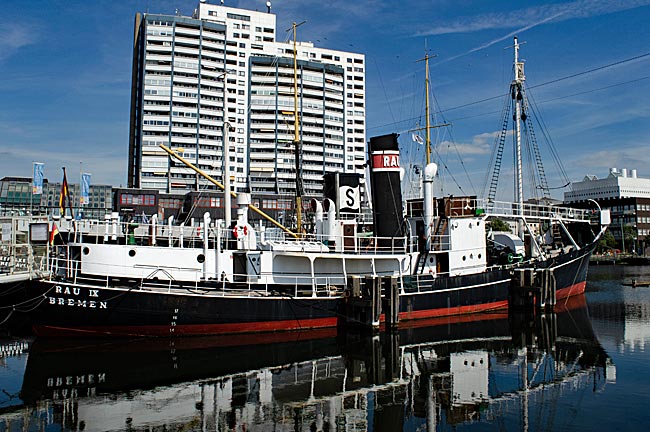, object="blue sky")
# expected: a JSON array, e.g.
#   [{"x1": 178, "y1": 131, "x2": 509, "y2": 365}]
[{"x1": 1, "y1": 0, "x2": 649, "y2": 200}]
